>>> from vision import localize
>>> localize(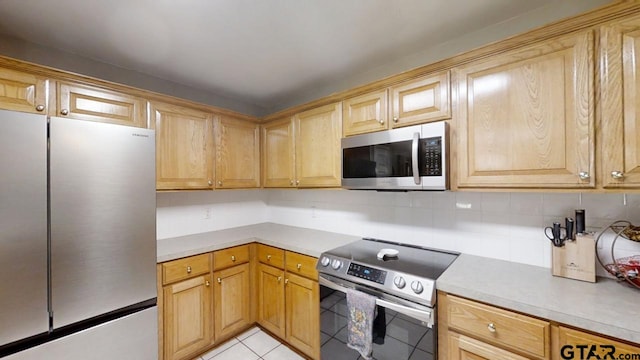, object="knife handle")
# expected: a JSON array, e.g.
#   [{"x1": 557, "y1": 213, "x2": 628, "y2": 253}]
[{"x1": 565, "y1": 217, "x2": 574, "y2": 241}]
